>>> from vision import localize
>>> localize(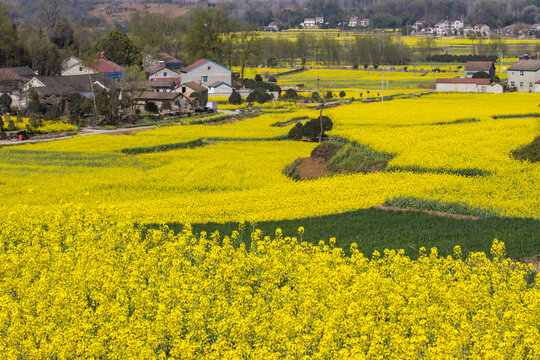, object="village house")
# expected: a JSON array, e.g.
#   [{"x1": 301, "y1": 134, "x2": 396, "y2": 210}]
[
  {"x1": 144, "y1": 65, "x2": 182, "y2": 84},
  {"x1": 473, "y1": 24, "x2": 491, "y2": 35},
  {"x1": 434, "y1": 22, "x2": 448, "y2": 36},
  {"x1": 207, "y1": 81, "x2": 234, "y2": 97},
  {"x1": 316, "y1": 16, "x2": 325, "y2": 26},
  {"x1": 136, "y1": 91, "x2": 189, "y2": 113},
  {"x1": 62, "y1": 54, "x2": 123, "y2": 78},
  {"x1": 302, "y1": 18, "x2": 317, "y2": 29},
  {"x1": 266, "y1": 22, "x2": 279, "y2": 31},
  {"x1": 61, "y1": 56, "x2": 96, "y2": 76},
  {"x1": 0, "y1": 66, "x2": 37, "y2": 107},
  {"x1": 22, "y1": 73, "x2": 120, "y2": 109},
  {"x1": 360, "y1": 18, "x2": 370, "y2": 27},
  {"x1": 507, "y1": 60, "x2": 540, "y2": 92},
  {"x1": 465, "y1": 61, "x2": 496, "y2": 78},
  {"x1": 179, "y1": 59, "x2": 231, "y2": 88},
  {"x1": 435, "y1": 78, "x2": 503, "y2": 93},
  {"x1": 157, "y1": 52, "x2": 183, "y2": 70},
  {"x1": 348, "y1": 16, "x2": 358, "y2": 27}
]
